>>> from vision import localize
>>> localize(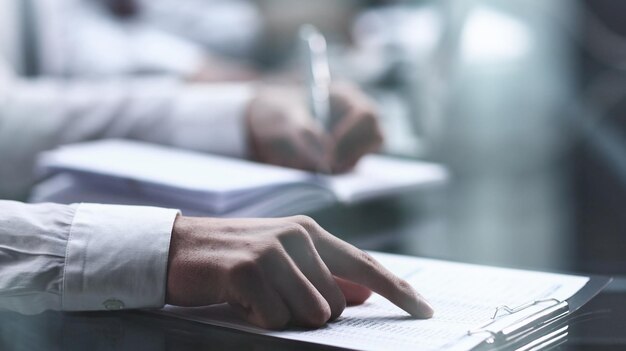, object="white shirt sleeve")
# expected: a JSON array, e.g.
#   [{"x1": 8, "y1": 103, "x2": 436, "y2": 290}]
[
  {"x1": 0, "y1": 200, "x2": 179, "y2": 315},
  {"x1": 36, "y1": 0, "x2": 207, "y2": 78},
  {"x1": 0, "y1": 73, "x2": 255, "y2": 200},
  {"x1": 35, "y1": 0, "x2": 261, "y2": 78},
  {"x1": 137, "y1": 0, "x2": 262, "y2": 58}
]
